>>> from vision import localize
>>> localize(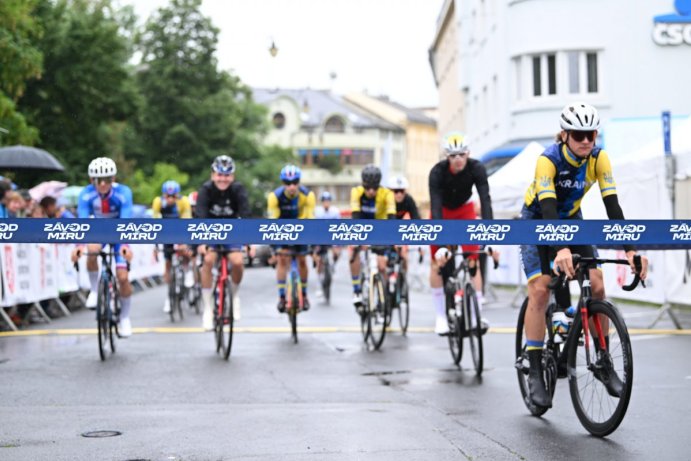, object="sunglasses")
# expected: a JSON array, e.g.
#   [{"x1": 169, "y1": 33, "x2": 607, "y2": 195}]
[
  {"x1": 282, "y1": 179, "x2": 299, "y2": 186},
  {"x1": 448, "y1": 152, "x2": 468, "y2": 159},
  {"x1": 570, "y1": 130, "x2": 596, "y2": 142},
  {"x1": 92, "y1": 177, "x2": 113, "y2": 184},
  {"x1": 392, "y1": 189, "x2": 405, "y2": 194}
]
